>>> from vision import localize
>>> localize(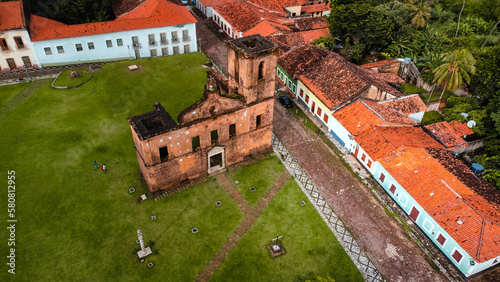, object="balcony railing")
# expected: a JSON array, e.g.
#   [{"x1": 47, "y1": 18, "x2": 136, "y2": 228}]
[
  {"x1": 182, "y1": 36, "x2": 190, "y2": 42},
  {"x1": 160, "y1": 39, "x2": 169, "y2": 45},
  {"x1": 132, "y1": 43, "x2": 141, "y2": 49},
  {"x1": 149, "y1": 41, "x2": 157, "y2": 46},
  {"x1": 171, "y1": 38, "x2": 179, "y2": 43}
]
